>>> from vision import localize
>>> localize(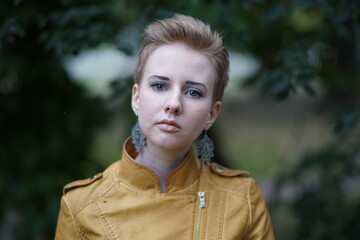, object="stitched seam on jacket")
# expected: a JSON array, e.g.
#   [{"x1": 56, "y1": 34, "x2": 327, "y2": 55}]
[
  {"x1": 191, "y1": 197, "x2": 196, "y2": 240},
  {"x1": 63, "y1": 196, "x2": 85, "y2": 239},
  {"x1": 204, "y1": 168, "x2": 249, "y2": 197},
  {"x1": 96, "y1": 200, "x2": 118, "y2": 240},
  {"x1": 78, "y1": 230, "x2": 89, "y2": 240},
  {"x1": 74, "y1": 180, "x2": 121, "y2": 239},
  {"x1": 202, "y1": 192, "x2": 209, "y2": 239},
  {"x1": 245, "y1": 177, "x2": 252, "y2": 237},
  {"x1": 218, "y1": 194, "x2": 226, "y2": 239},
  {"x1": 73, "y1": 178, "x2": 120, "y2": 216}
]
